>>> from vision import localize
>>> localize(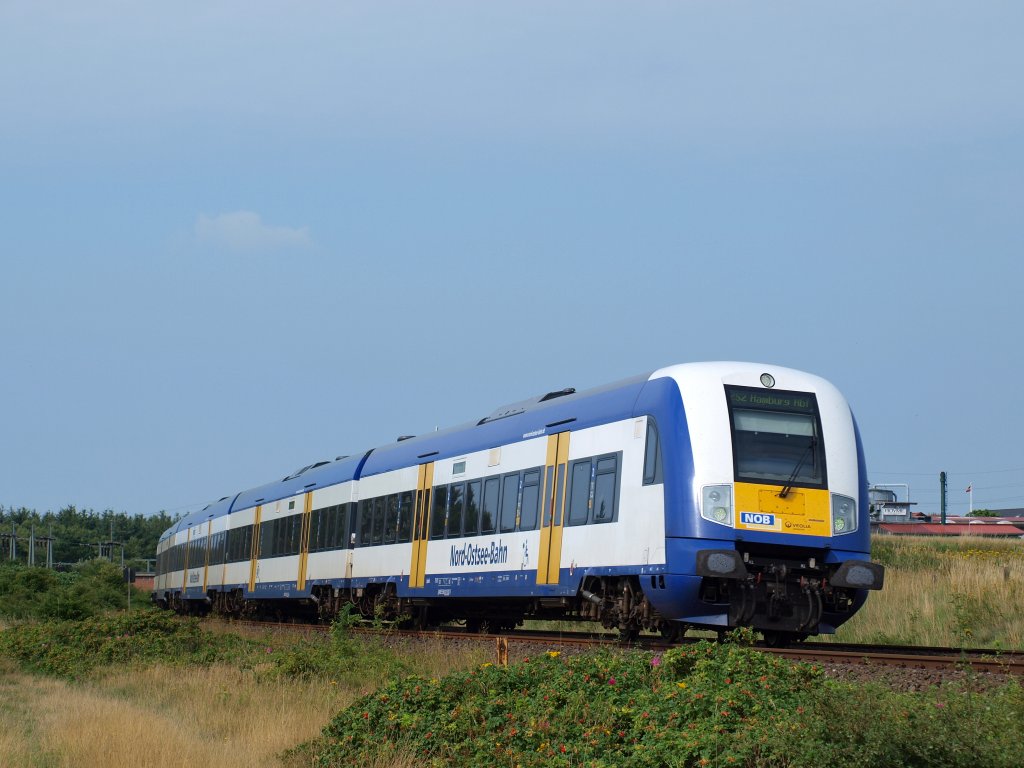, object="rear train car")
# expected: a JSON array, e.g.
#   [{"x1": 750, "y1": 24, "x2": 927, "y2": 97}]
[{"x1": 153, "y1": 361, "x2": 882, "y2": 642}]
